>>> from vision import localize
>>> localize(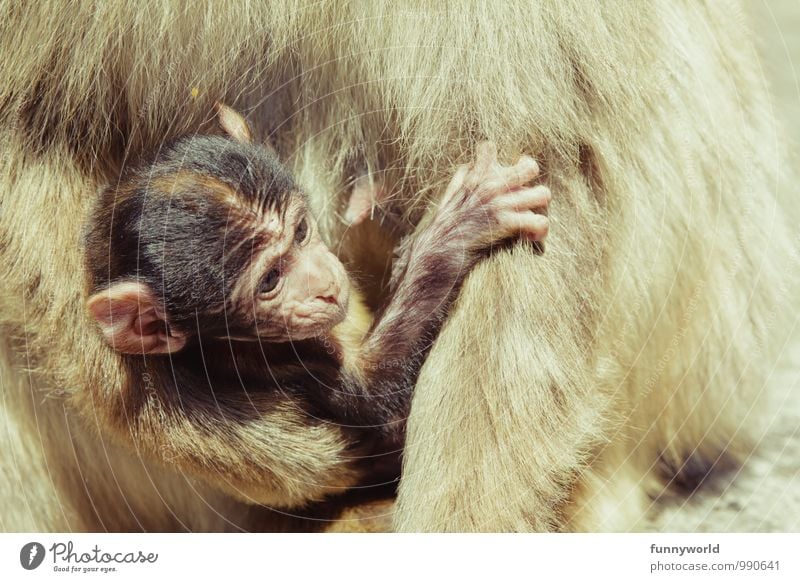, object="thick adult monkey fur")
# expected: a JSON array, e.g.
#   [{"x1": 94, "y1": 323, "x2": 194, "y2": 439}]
[{"x1": 0, "y1": 1, "x2": 794, "y2": 531}]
